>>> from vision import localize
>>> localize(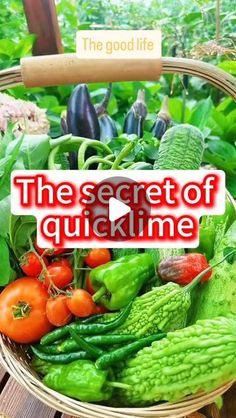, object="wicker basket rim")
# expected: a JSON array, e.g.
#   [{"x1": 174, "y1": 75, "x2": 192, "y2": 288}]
[
  {"x1": 0, "y1": 56, "x2": 235, "y2": 100},
  {"x1": 0, "y1": 57, "x2": 235, "y2": 417}
]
